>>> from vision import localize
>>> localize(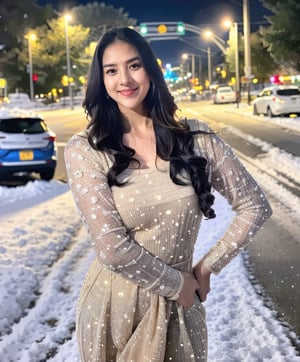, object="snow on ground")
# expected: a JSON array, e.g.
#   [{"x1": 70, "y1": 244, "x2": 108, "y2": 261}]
[
  {"x1": 232, "y1": 103, "x2": 300, "y2": 133},
  {"x1": 0, "y1": 106, "x2": 299, "y2": 361}
]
